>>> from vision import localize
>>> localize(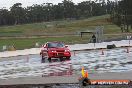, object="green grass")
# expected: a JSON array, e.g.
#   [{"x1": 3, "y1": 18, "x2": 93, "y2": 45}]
[
  {"x1": 0, "y1": 36, "x2": 90, "y2": 50},
  {"x1": 0, "y1": 14, "x2": 127, "y2": 50},
  {"x1": 103, "y1": 24, "x2": 121, "y2": 34},
  {"x1": 0, "y1": 15, "x2": 121, "y2": 36},
  {"x1": 0, "y1": 34, "x2": 122, "y2": 50}
]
